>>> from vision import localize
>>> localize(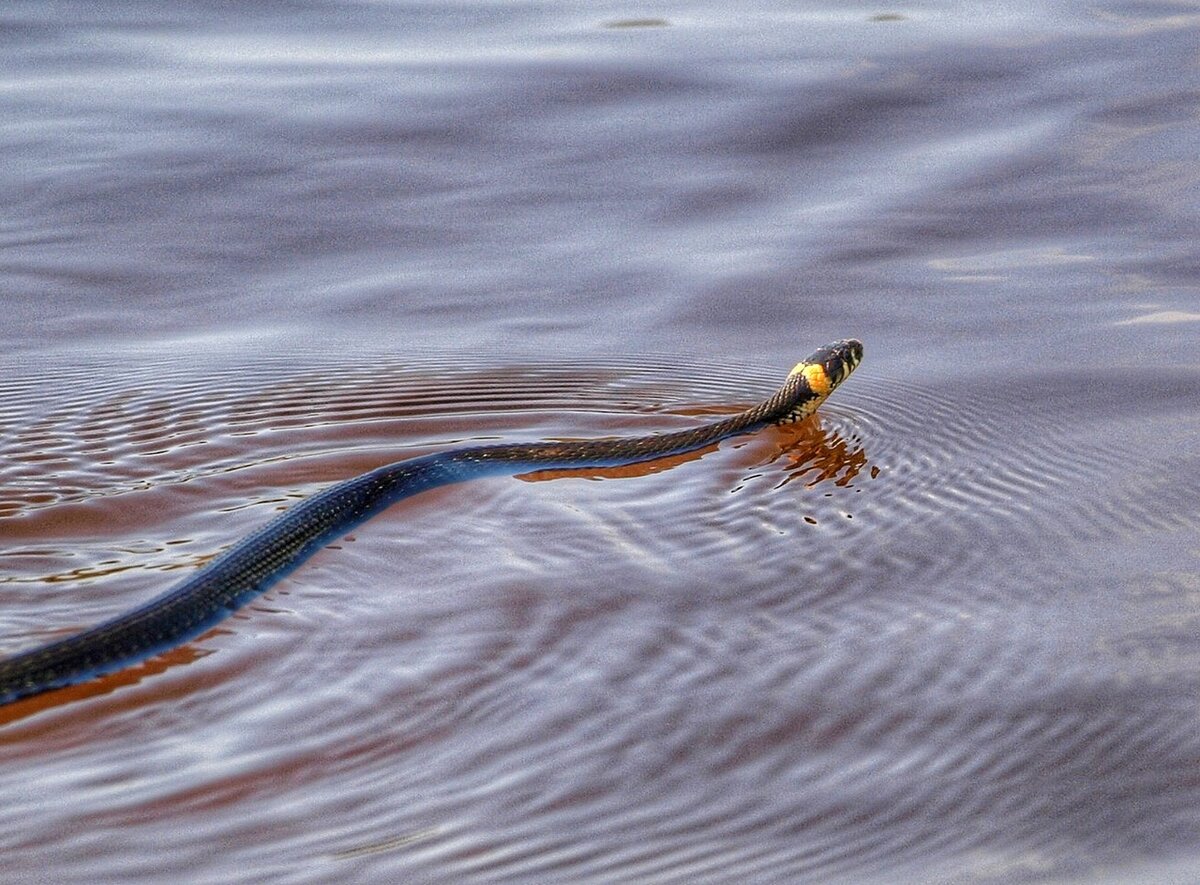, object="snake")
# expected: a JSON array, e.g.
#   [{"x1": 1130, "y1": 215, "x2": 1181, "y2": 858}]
[{"x1": 0, "y1": 340, "x2": 862, "y2": 705}]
